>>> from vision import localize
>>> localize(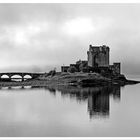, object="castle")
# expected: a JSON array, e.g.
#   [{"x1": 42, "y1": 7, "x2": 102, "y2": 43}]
[{"x1": 61, "y1": 45, "x2": 121, "y2": 76}]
